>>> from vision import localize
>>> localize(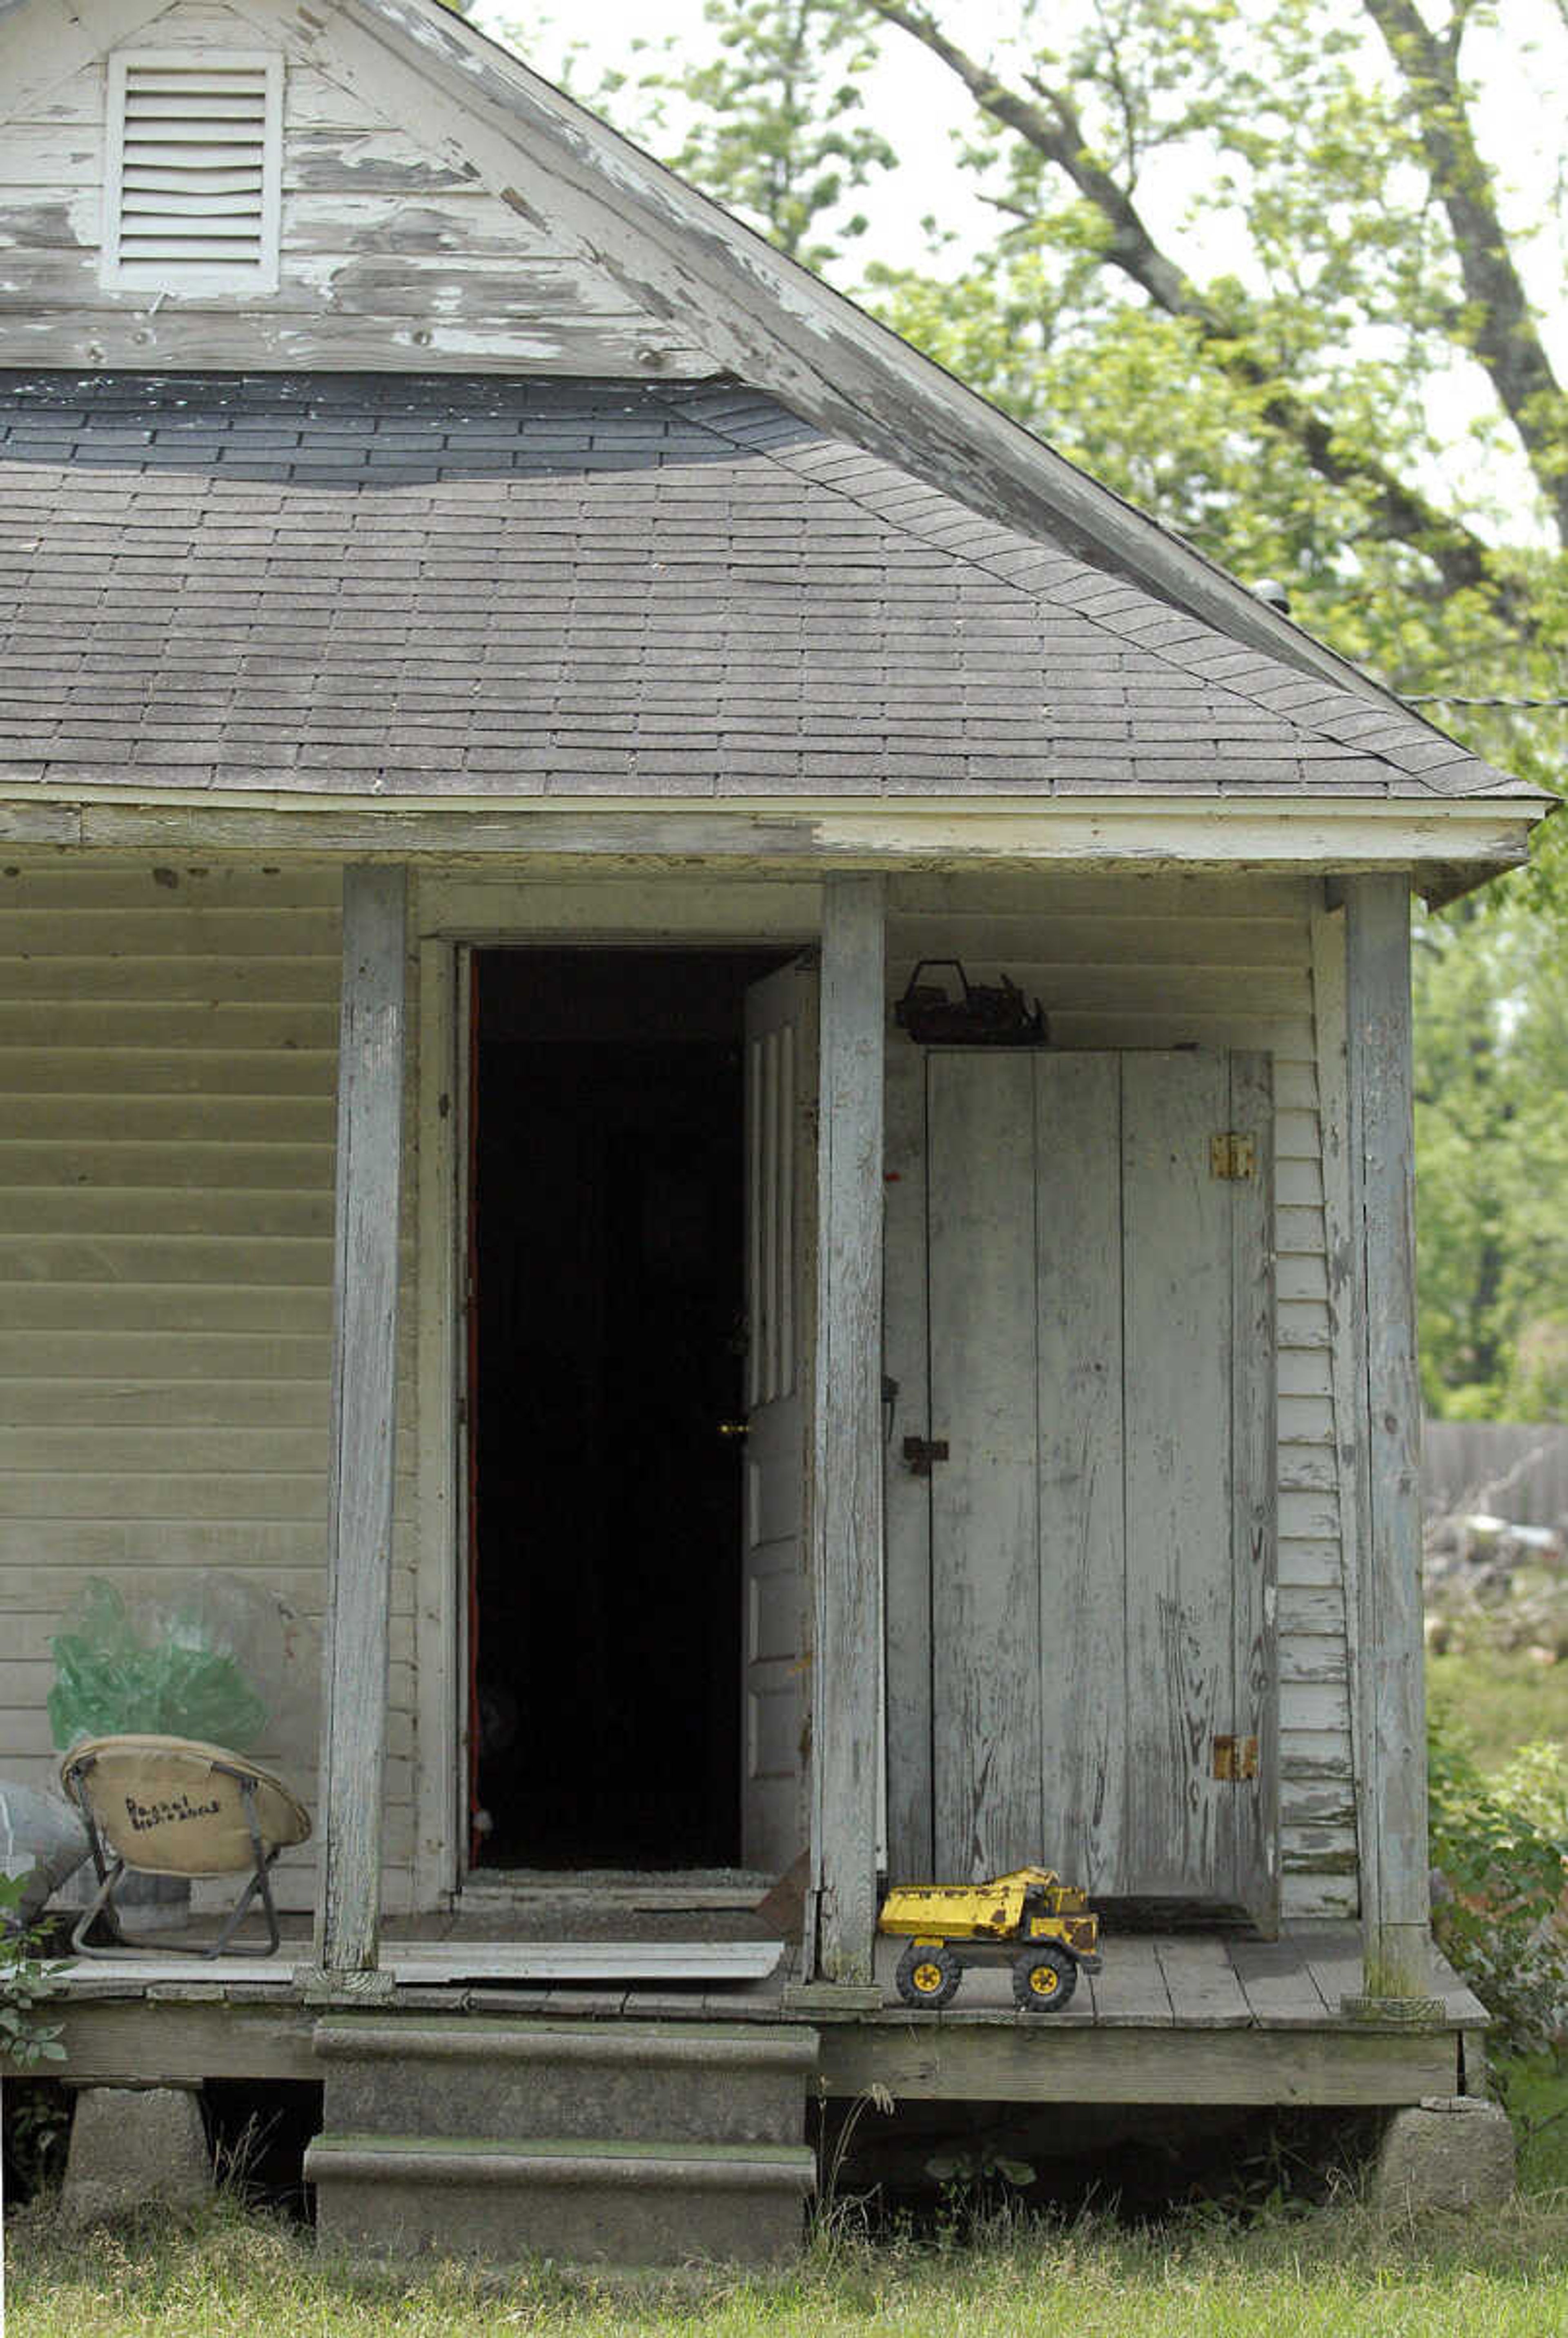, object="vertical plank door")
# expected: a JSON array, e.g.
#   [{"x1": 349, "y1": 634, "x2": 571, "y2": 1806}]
[
  {"x1": 1033, "y1": 1052, "x2": 1125, "y2": 1890},
  {"x1": 1120, "y1": 1050, "x2": 1233, "y2": 1898},
  {"x1": 927, "y1": 1052, "x2": 1042, "y2": 1878},
  {"x1": 922, "y1": 1048, "x2": 1275, "y2": 1918}
]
